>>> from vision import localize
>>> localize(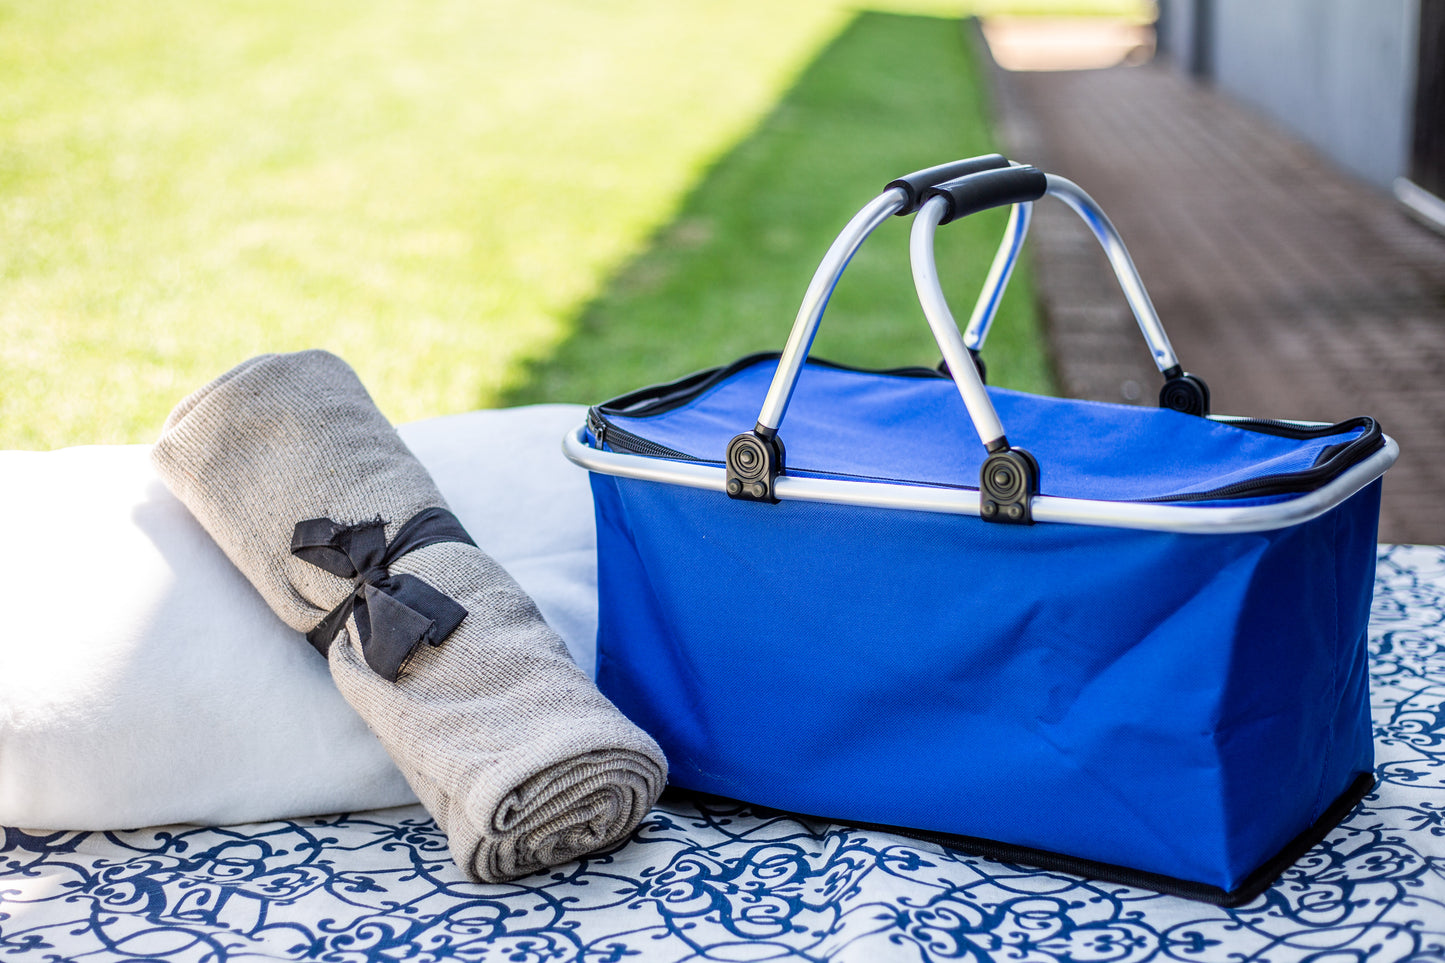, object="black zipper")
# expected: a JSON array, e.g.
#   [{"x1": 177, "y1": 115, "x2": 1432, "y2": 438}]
[
  {"x1": 588, "y1": 409, "x2": 704, "y2": 462},
  {"x1": 1214, "y1": 415, "x2": 1376, "y2": 442},
  {"x1": 1137, "y1": 416, "x2": 1383, "y2": 503},
  {"x1": 593, "y1": 352, "x2": 946, "y2": 420}
]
